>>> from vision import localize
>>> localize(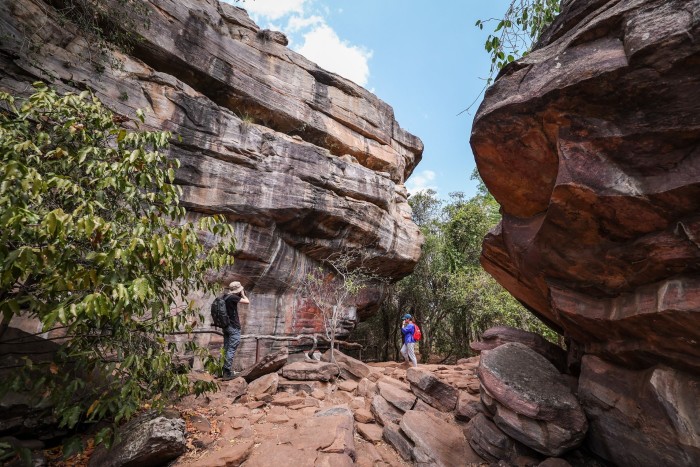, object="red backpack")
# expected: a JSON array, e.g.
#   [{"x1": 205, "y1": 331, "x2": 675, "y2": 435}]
[{"x1": 413, "y1": 324, "x2": 422, "y2": 341}]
